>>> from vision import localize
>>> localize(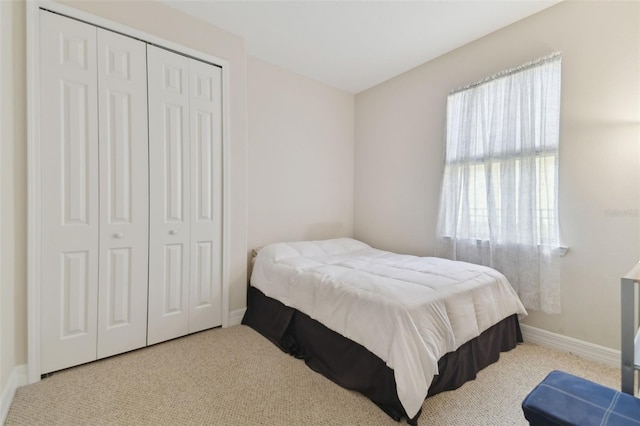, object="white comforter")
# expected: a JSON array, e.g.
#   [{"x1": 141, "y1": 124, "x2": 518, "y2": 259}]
[{"x1": 250, "y1": 238, "x2": 527, "y2": 418}]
